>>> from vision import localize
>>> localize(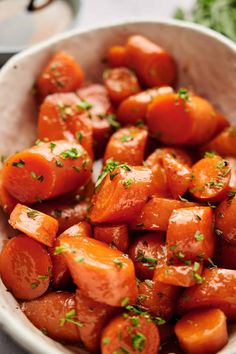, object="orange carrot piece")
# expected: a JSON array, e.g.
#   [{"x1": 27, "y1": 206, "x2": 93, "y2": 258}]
[
  {"x1": 9, "y1": 204, "x2": 58, "y2": 247},
  {"x1": 214, "y1": 111, "x2": 230, "y2": 136},
  {"x1": 36, "y1": 51, "x2": 84, "y2": 102},
  {"x1": 167, "y1": 207, "x2": 215, "y2": 262},
  {"x1": 2, "y1": 140, "x2": 92, "y2": 204},
  {"x1": 177, "y1": 268, "x2": 236, "y2": 320},
  {"x1": 107, "y1": 45, "x2": 127, "y2": 68},
  {"x1": 189, "y1": 155, "x2": 231, "y2": 202},
  {"x1": 90, "y1": 166, "x2": 152, "y2": 224},
  {"x1": 215, "y1": 238, "x2": 236, "y2": 270},
  {"x1": 76, "y1": 289, "x2": 118, "y2": 353},
  {"x1": 175, "y1": 309, "x2": 228, "y2": 354},
  {"x1": 125, "y1": 35, "x2": 177, "y2": 87},
  {"x1": 215, "y1": 194, "x2": 236, "y2": 245},
  {"x1": 21, "y1": 292, "x2": 81, "y2": 343},
  {"x1": 94, "y1": 224, "x2": 129, "y2": 252},
  {"x1": 103, "y1": 67, "x2": 141, "y2": 104},
  {"x1": 147, "y1": 92, "x2": 217, "y2": 145},
  {"x1": 104, "y1": 126, "x2": 148, "y2": 165},
  {"x1": 203, "y1": 126, "x2": 236, "y2": 158},
  {"x1": 0, "y1": 170, "x2": 18, "y2": 213},
  {"x1": 0, "y1": 235, "x2": 51, "y2": 300},
  {"x1": 101, "y1": 314, "x2": 160, "y2": 354},
  {"x1": 58, "y1": 234, "x2": 137, "y2": 306},
  {"x1": 130, "y1": 197, "x2": 197, "y2": 231}
]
